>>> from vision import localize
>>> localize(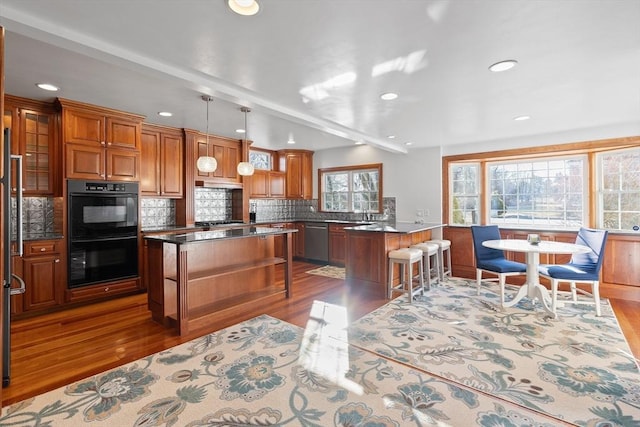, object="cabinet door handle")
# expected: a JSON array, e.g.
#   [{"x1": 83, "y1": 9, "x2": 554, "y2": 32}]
[
  {"x1": 40, "y1": 247, "x2": 46, "y2": 252},
  {"x1": 101, "y1": 141, "x2": 106, "y2": 146},
  {"x1": 54, "y1": 259, "x2": 60, "y2": 263},
  {"x1": 104, "y1": 287, "x2": 110, "y2": 292}
]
